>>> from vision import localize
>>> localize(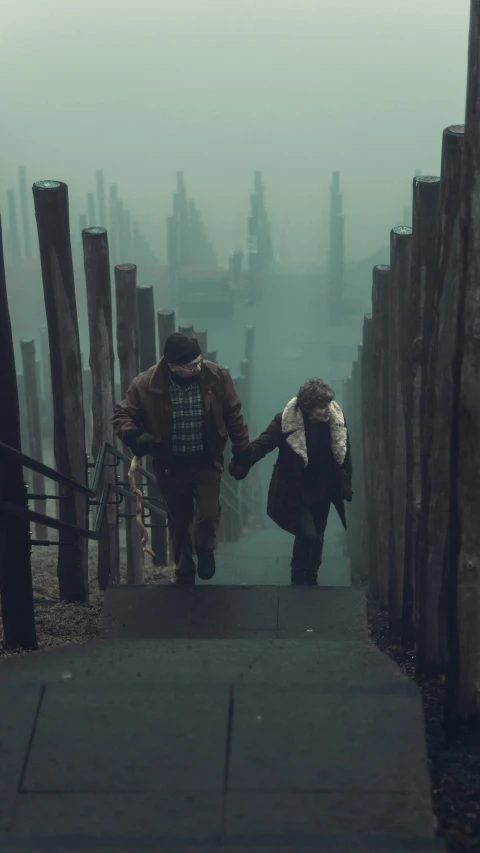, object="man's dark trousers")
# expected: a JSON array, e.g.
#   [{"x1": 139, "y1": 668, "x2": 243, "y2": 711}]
[{"x1": 155, "y1": 456, "x2": 221, "y2": 578}]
